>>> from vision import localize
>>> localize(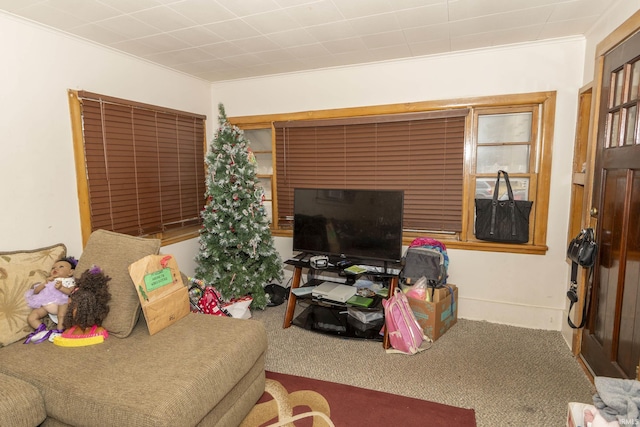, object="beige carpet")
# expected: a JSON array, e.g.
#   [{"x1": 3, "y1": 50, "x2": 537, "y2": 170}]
[{"x1": 251, "y1": 302, "x2": 595, "y2": 427}]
